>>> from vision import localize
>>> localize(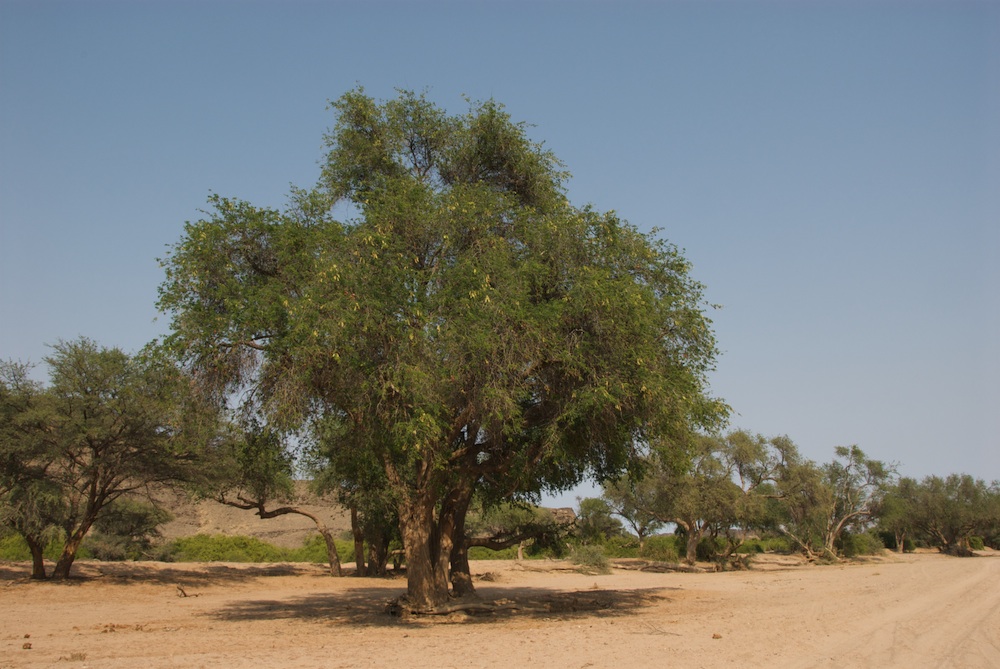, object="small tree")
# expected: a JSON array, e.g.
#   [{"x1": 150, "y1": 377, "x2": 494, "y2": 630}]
[
  {"x1": 212, "y1": 421, "x2": 345, "y2": 575},
  {"x1": 575, "y1": 497, "x2": 624, "y2": 545},
  {"x1": 902, "y1": 474, "x2": 997, "y2": 556},
  {"x1": 602, "y1": 474, "x2": 664, "y2": 549},
  {"x1": 1, "y1": 339, "x2": 223, "y2": 579},
  {"x1": 772, "y1": 444, "x2": 894, "y2": 560}
]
